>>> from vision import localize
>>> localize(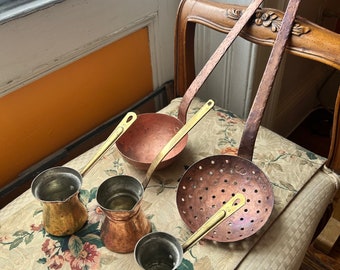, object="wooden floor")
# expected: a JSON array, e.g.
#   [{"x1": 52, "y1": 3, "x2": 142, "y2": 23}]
[{"x1": 288, "y1": 108, "x2": 340, "y2": 270}]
